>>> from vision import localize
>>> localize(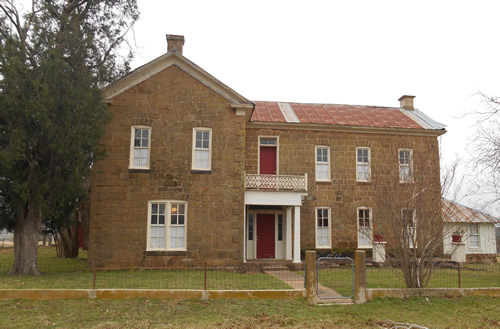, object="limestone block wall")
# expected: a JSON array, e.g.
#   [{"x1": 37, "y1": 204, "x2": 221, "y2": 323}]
[
  {"x1": 245, "y1": 126, "x2": 441, "y2": 252},
  {"x1": 89, "y1": 66, "x2": 246, "y2": 268}
]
